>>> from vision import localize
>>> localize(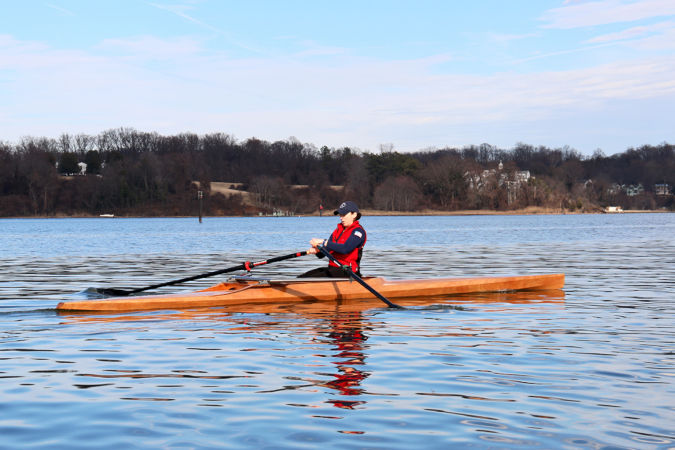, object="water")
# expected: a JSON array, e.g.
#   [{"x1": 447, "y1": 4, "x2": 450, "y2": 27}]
[{"x1": 1, "y1": 214, "x2": 674, "y2": 448}]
